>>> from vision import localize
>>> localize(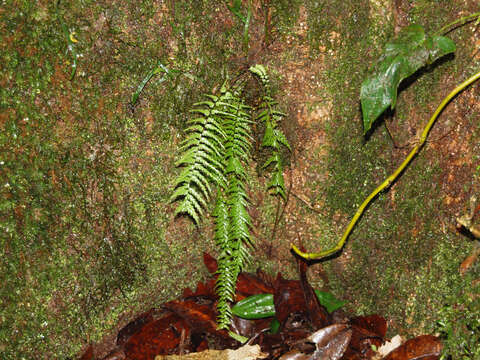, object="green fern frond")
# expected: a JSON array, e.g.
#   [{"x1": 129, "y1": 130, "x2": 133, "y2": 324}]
[
  {"x1": 250, "y1": 65, "x2": 291, "y2": 200},
  {"x1": 171, "y1": 91, "x2": 233, "y2": 224},
  {"x1": 213, "y1": 90, "x2": 254, "y2": 330},
  {"x1": 214, "y1": 186, "x2": 244, "y2": 329}
]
